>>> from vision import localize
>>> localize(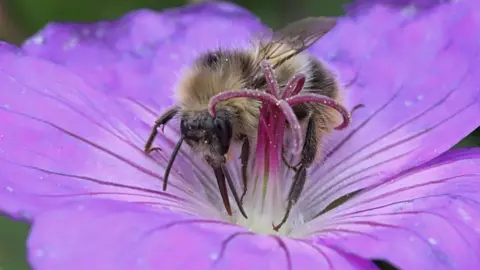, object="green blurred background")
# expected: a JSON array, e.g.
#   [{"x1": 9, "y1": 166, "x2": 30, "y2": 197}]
[{"x1": 0, "y1": 0, "x2": 478, "y2": 269}]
